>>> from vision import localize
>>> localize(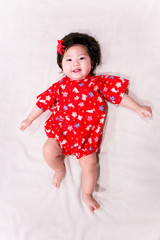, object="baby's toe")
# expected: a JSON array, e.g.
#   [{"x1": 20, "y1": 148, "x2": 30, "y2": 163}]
[
  {"x1": 52, "y1": 178, "x2": 60, "y2": 189},
  {"x1": 95, "y1": 202, "x2": 100, "y2": 209},
  {"x1": 89, "y1": 206, "x2": 95, "y2": 214}
]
